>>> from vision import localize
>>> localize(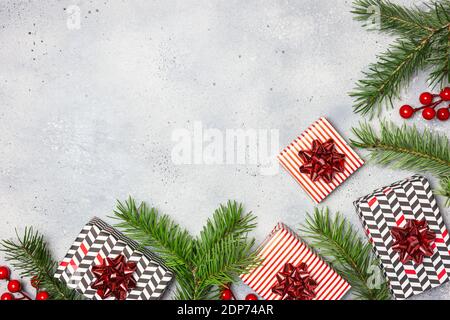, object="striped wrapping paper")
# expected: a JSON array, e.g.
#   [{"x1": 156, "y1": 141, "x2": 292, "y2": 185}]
[
  {"x1": 278, "y1": 117, "x2": 364, "y2": 203},
  {"x1": 354, "y1": 175, "x2": 450, "y2": 299},
  {"x1": 241, "y1": 223, "x2": 351, "y2": 300},
  {"x1": 54, "y1": 217, "x2": 173, "y2": 300}
]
